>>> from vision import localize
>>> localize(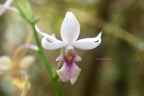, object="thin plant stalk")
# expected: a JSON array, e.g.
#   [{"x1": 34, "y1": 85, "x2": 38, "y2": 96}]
[{"x1": 31, "y1": 23, "x2": 62, "y2": 96}]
